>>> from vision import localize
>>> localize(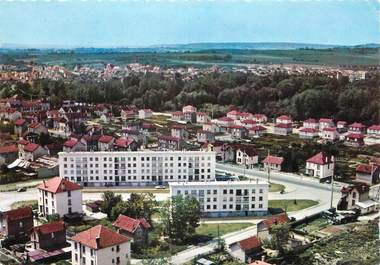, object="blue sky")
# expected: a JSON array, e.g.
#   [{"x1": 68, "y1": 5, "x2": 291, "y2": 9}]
[{"x1": 0, "y1": 0, "x2": 379, "y2": 47}]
